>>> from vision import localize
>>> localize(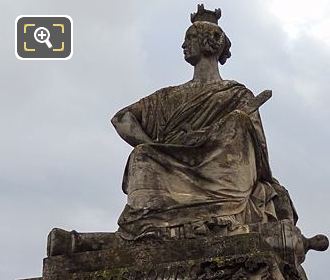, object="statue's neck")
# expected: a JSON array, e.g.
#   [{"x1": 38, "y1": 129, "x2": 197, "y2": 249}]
[{"x1": 192, "y1": 56, "x2": 222, "y2": 82}]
